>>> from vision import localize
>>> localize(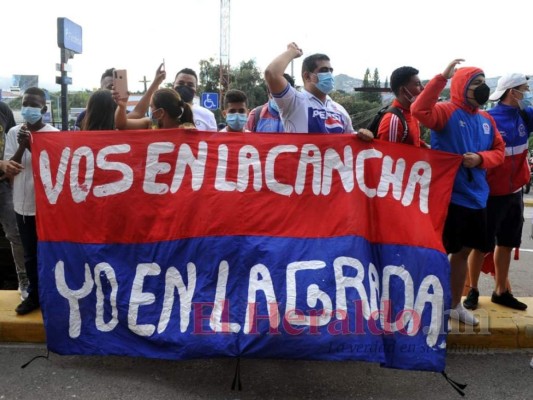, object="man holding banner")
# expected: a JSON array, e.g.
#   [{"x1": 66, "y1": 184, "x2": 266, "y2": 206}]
[{"x1": 412, "y1": 59, "x2": 505, "y2": 326}]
